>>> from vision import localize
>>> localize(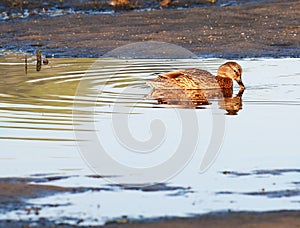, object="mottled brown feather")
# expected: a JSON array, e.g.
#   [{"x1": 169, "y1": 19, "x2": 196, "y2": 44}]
[{"x1": 147, "y1": 62, "x2": 242, "y2": 90}]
